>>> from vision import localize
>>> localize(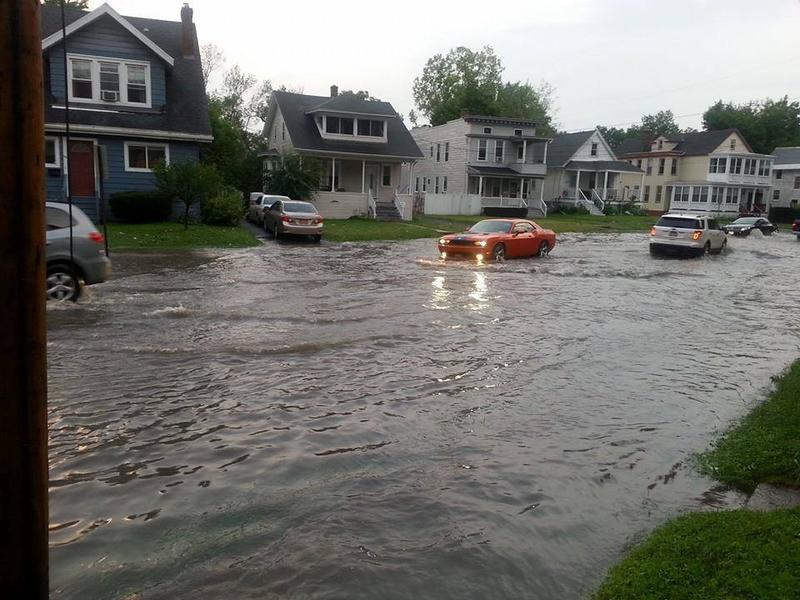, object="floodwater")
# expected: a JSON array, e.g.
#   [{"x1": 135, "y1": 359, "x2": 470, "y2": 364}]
[{"x1": 47, "y1": 231, "x2": 800, "y2": 599}]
